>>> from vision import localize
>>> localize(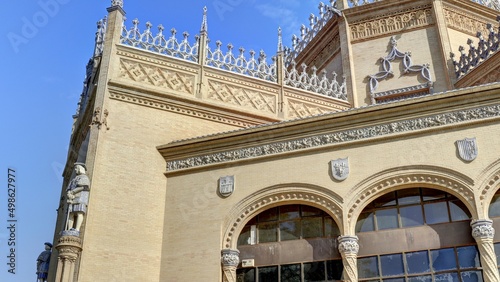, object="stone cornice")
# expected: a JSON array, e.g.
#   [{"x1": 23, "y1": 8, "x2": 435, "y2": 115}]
[{"x1": 158, "y1": 83, "x2": 500, "y2": 173}]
